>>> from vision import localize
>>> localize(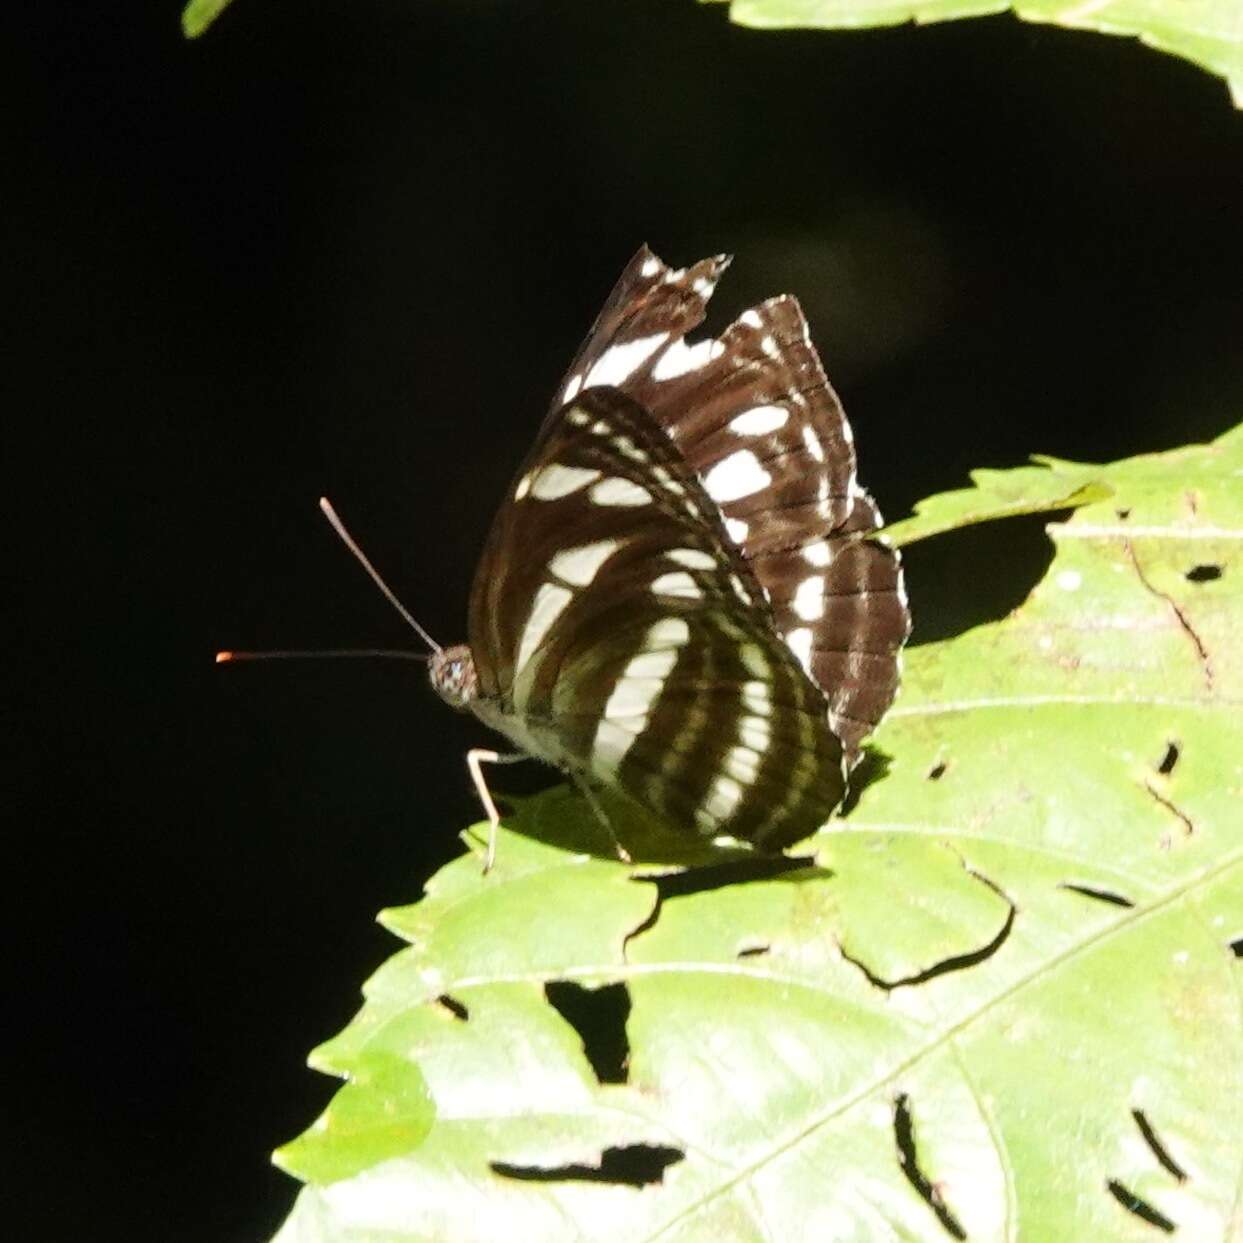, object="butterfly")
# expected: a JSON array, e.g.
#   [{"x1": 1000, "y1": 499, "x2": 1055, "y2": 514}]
[{"x1": 428, "y1": 247, "x2": 910, "y2": 869}]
